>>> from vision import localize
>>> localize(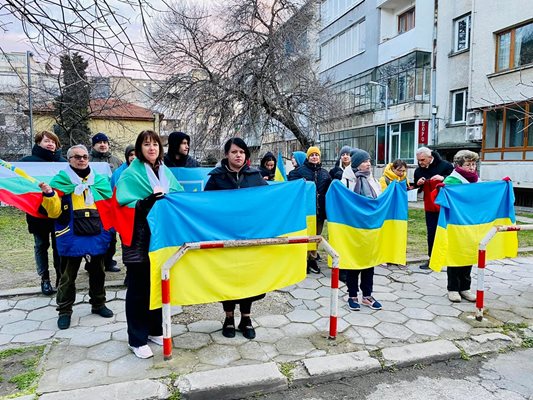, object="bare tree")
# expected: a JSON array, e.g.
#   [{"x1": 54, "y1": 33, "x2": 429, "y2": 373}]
[{"x1": 149, "y1": 0, "x2": 332, "y2": 149}]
